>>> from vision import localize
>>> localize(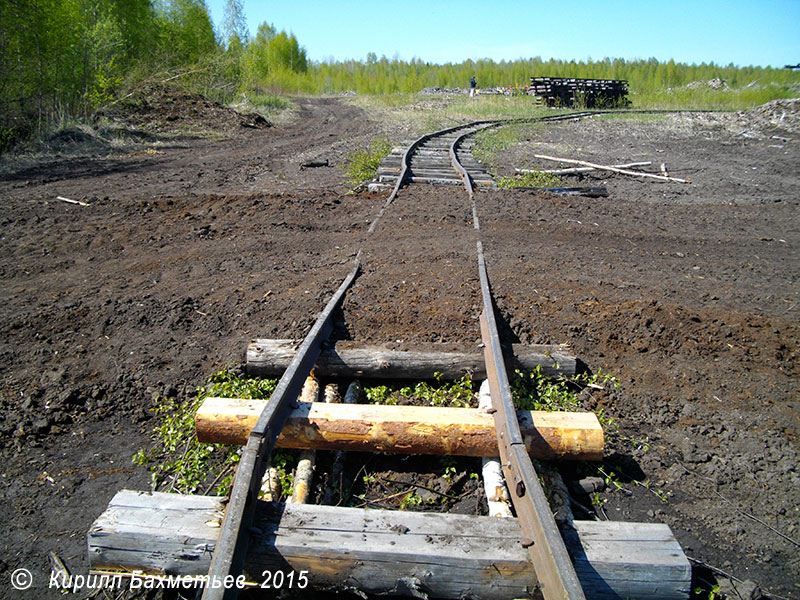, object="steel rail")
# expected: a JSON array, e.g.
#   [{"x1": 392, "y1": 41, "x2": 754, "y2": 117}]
[
  {"x1": 202, "y1": 110, "x2": 601, "y2": 599},
  {"x1": 448, "y1": 116, "x2": 588, "y2": 599},
  {"x1": 201, "y1": 255, "x2": 361, "y2": 600},
  {"x1": 477, "y1": 243, "x2": 586, "y2": 600},
  {"x1": 368, "y1": 122, "x2": 487, "y2": 232}
]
